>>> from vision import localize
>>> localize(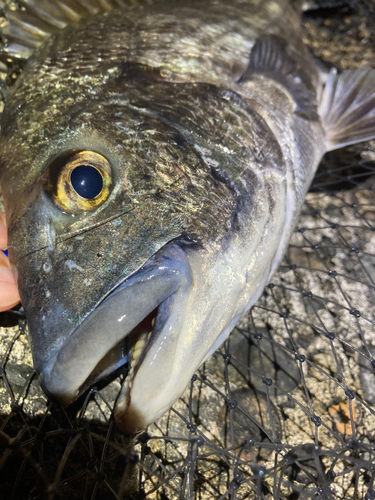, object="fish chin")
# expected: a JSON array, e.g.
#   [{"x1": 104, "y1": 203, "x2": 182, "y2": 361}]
[{"x1": 40, "y1": 243, "x2": 193, "y2": 416}]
